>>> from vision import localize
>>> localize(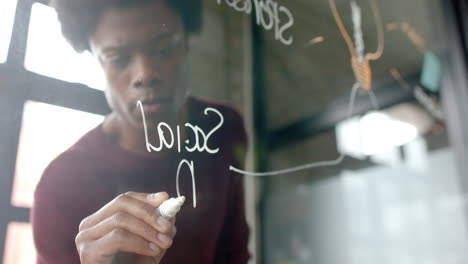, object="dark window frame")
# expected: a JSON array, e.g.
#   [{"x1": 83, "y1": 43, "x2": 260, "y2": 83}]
[{"x1": 0, "y1": 0, "x2": 109, "y2": 260}]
